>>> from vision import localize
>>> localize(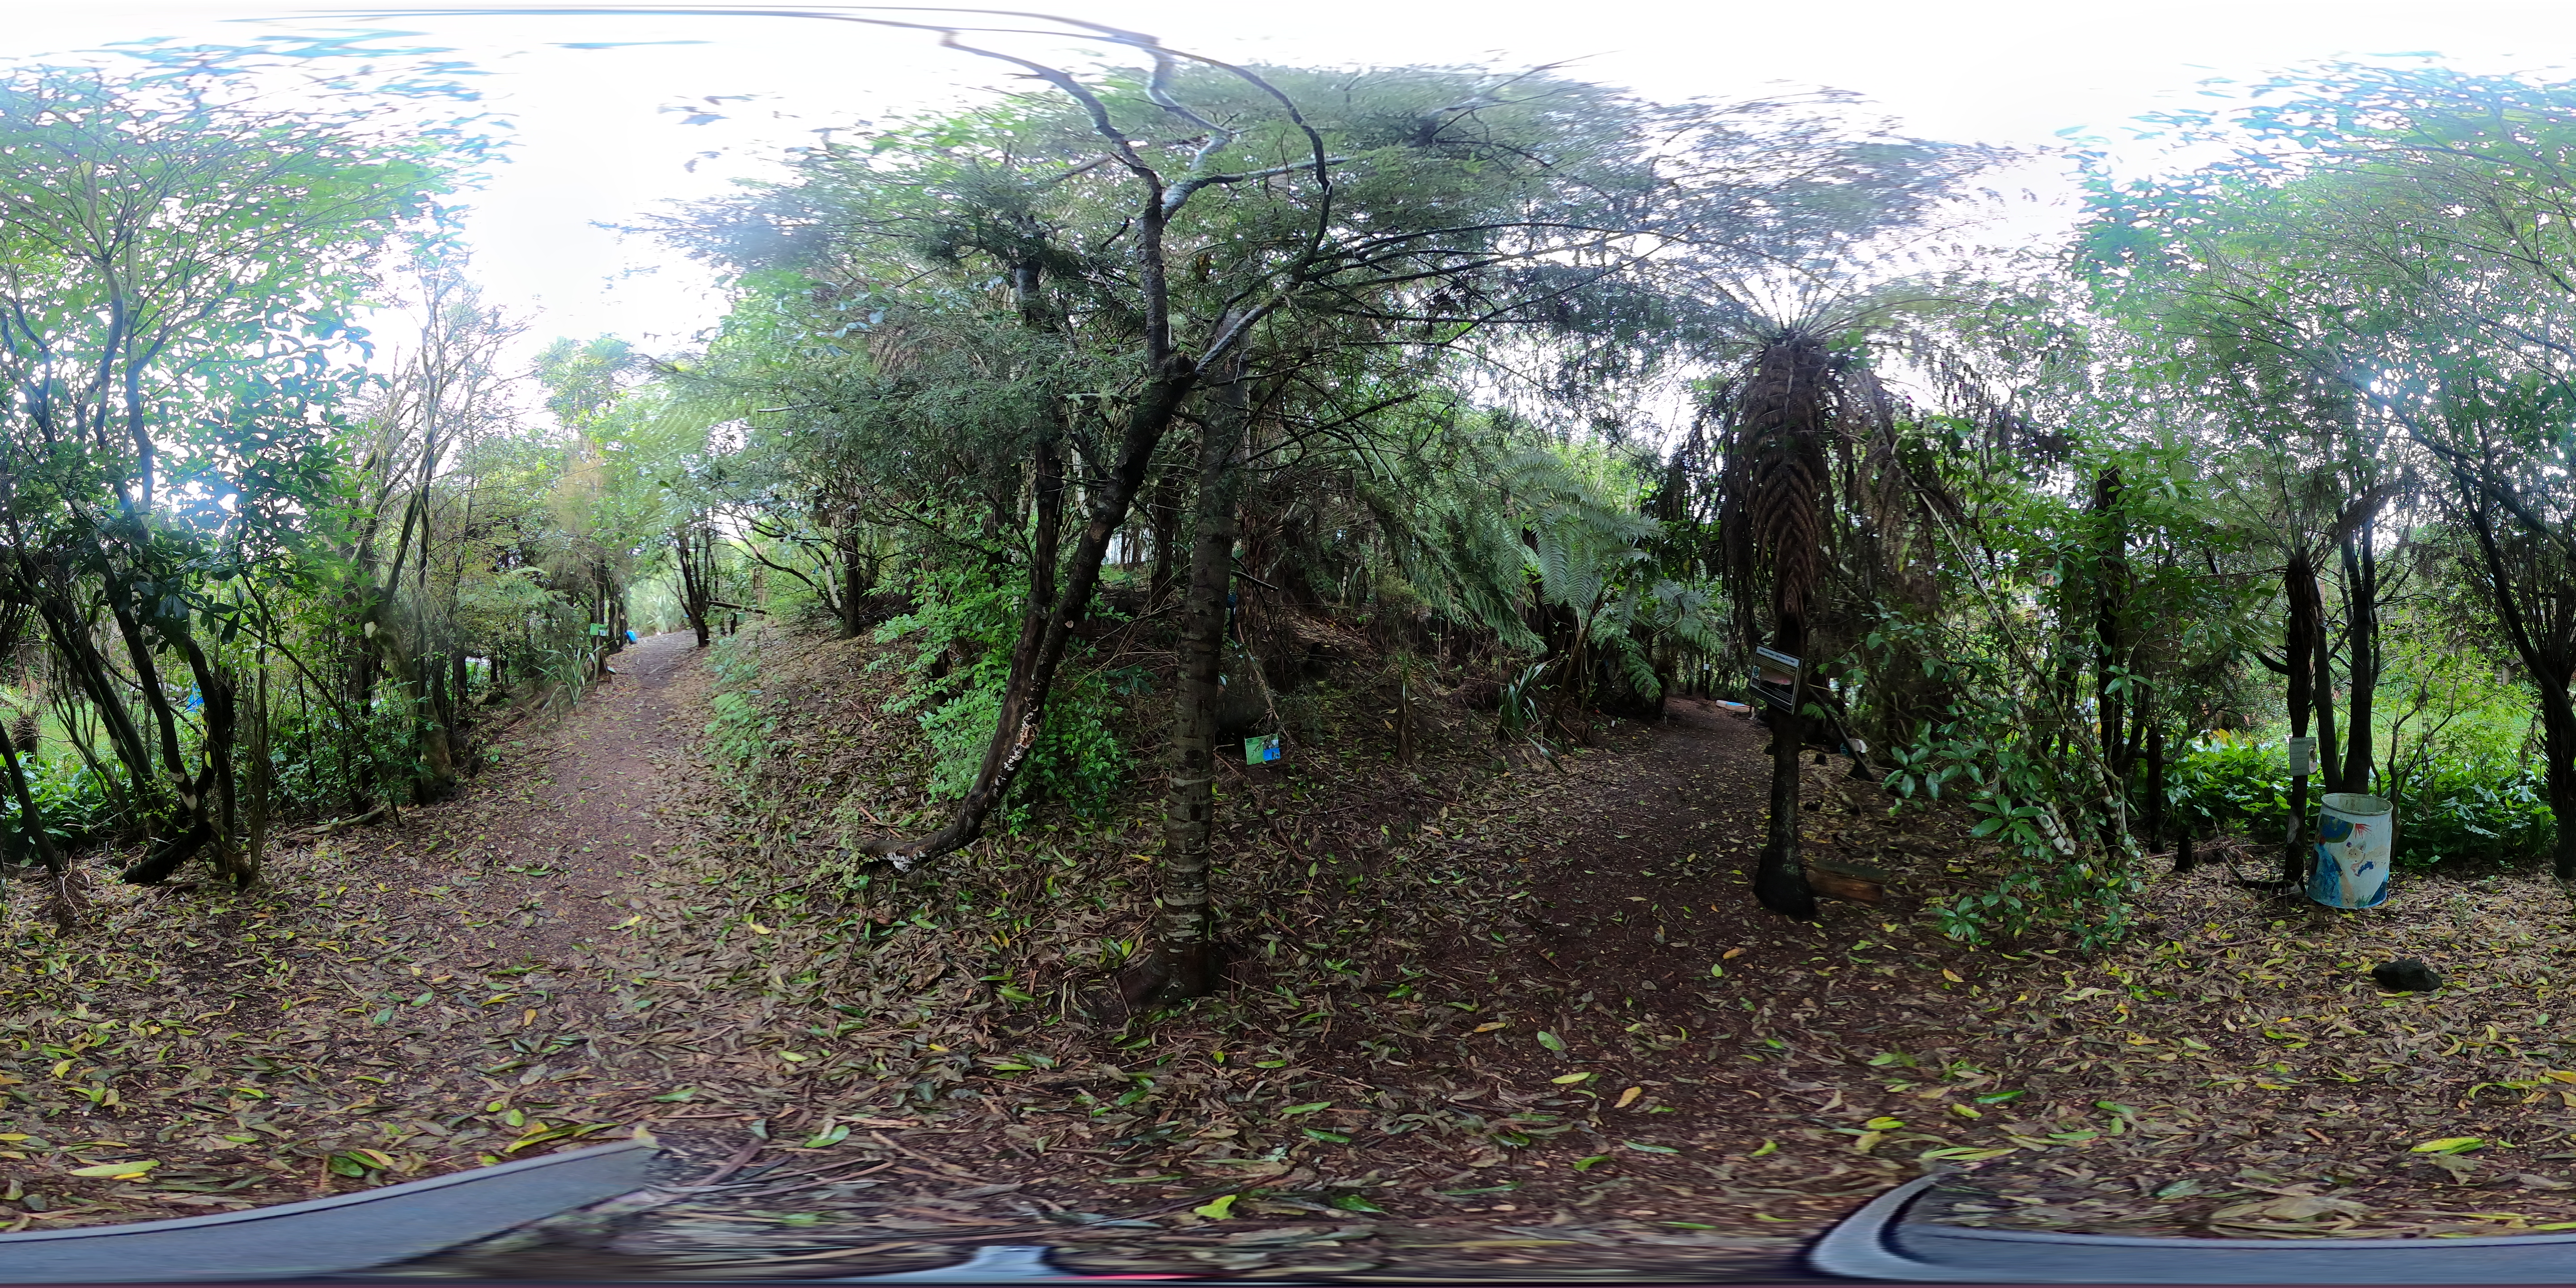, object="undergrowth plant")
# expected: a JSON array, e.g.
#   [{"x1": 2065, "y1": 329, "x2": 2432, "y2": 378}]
[
  {"x1": 703, "y1": 633, "x2": 777, "y2": 800},
  {"x1": 2167, "y1": 735, "x2": 2556, "y2": 870},
  {"x1": 873, "y1": 569, "x2": 1128, "y2": 827},
  {"x1": 1873, "y1": 624, "x2": 2140, "y2": 949}
]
